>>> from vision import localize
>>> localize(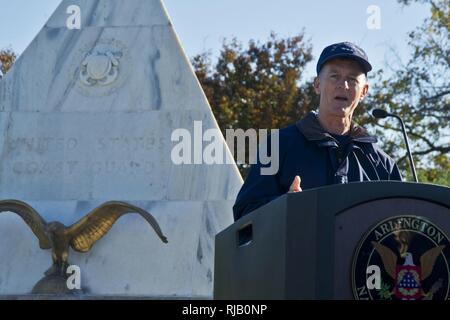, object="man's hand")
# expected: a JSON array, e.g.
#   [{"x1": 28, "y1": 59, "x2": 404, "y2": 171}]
[{"x1": 288, "y1": 175, "x2": 302, "y2": 193}]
